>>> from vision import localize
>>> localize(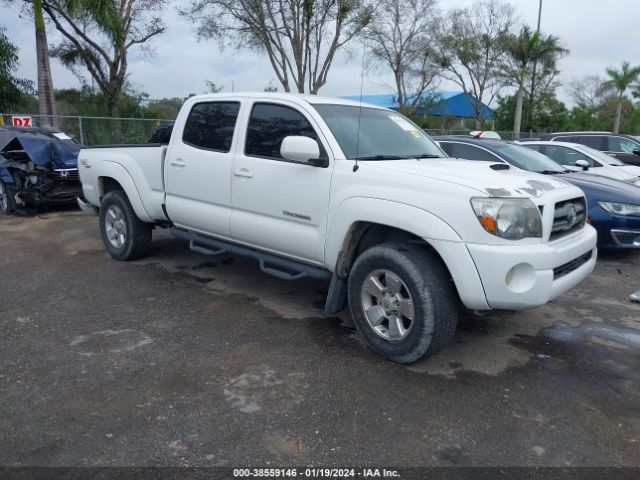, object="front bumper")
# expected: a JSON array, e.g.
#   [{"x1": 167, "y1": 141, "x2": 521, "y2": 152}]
[
  {"x1": 466, "y1": 225, "x2": 598, "y2": 310},
  {"x1": 590, "y1": 211, "x2": 640, "y2": 249}
]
